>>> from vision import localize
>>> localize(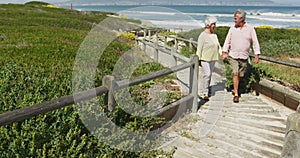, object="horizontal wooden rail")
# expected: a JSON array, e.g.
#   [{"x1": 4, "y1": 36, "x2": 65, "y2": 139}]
[
  {"x1": 249, "y1": 54, "x2": 300, "y2": 68},
  {"x1": 0, "y1": 54, "x2": 198, "y2": 126},
  {"x1": 163, "y1": 35, "x2": 198, "y2": 45},
  {"x1": 136, "y1": 38, "x2": 190, "y2": 62},
  {"x1": 116, "y1": 60, "x2": 194, "y2": 90},
  {"x1": 161, "y1": 35, "x2": 190, "y2": 43},
  {"x1": 153, "y1": 95, "x2": 194, "y2": 121},
  {"x1": 253, "y1": 79, "x2": 300, "y2": 110},
  {"x1": 0, "y1": 86, "x2": 108, "y2": 126}
]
